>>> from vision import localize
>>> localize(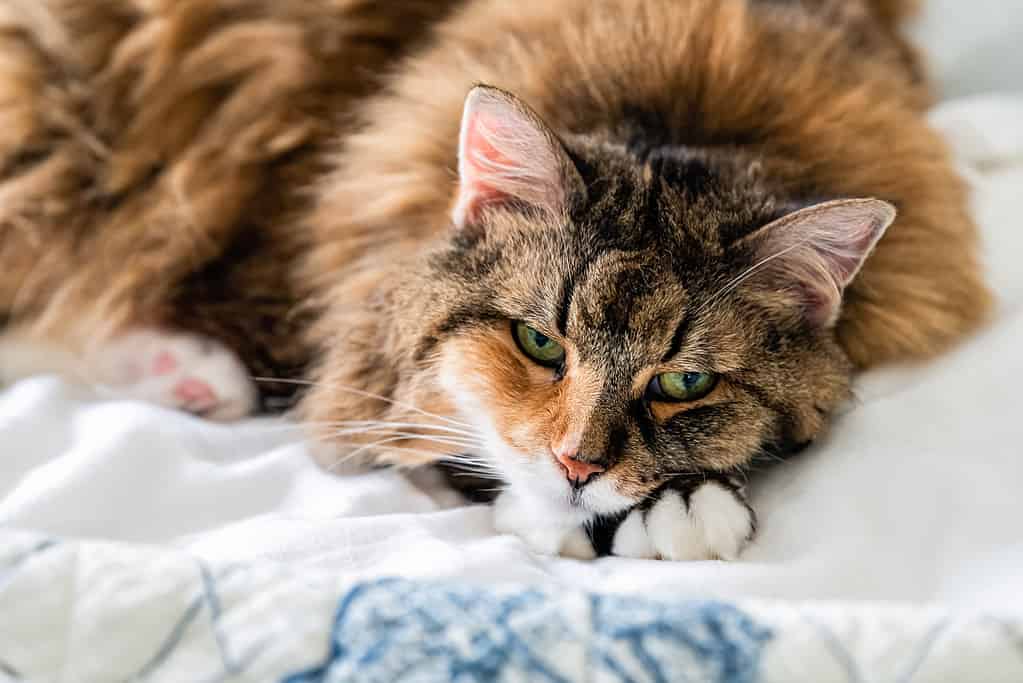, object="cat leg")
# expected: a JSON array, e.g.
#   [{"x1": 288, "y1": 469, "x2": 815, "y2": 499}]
[
  {"x1": 0, "y1": 327, "x2": 257, "y2": 420},
  {"x1": 609, "y1": 477, "x2": 756, "y2": 561}
]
